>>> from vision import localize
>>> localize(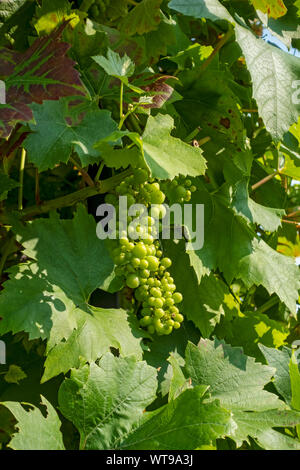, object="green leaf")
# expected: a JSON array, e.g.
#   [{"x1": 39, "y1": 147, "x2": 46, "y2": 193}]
[
  {"x1": 142, "y1": 114, "x2": 206, "y2": 179},
  {"x1": 185, "y1": 339, "x2": 283, "y2": 412},
  {"x1": 169, "y1": 0, "x2": 300, "y2": 141},
  {"x1": 0, "y1": 171, "x2": 19, "y2": 201},
  {"x1": 232, "y1": 180, "x2": 284, "y2": 232},
  {"x1": 164, "y1": 239, "x2": 240, "y2": 337},
  {"x1": 0, "y1": 263, "x2": 77, "y2": 341},
  {"x1": 58, "y1": 354, "x2": 157, "y2": 450},
  {"x1": 24, "y1": 100, "x2": 119, "y2": 171},
  {"x1": 168, "y1": 0, "x2": 233, "y2": 22},
  {"x1": 2, "y1": 396, "x2": 65, "y2": 450},
  {"x1": 4, "y1": 365, "x2": 27, "y2": 384},
  {"x1": 184, "y1": 339, "x2": 300, "y2": 447},
  {"x1": 97, "y1": 145, "x2": 147, "y2": 170},
  {"x1": 93, "y1": 48, "x2": 135, "y2": 79},
  {"x1": 290, "y1": 351, "x2": 300, "y2": 411},
  {"x1": 0, "y1": 205, "x2": 114, "y2": 341},
  {"x1": 259, "y1": 344, "x2": 292, "y2": 404},
  {"x1": 189, "y1": 181, "x2": 300, "y2": 314},
  {"x1": 232, "y1": 409, "x2": 300, "y2": 448},
  {"x1": 168, "y1": 354, "x2": 191, "y2": 401},
  {"x1": 235, "y1": 24, "x2": 300, "y2": 141},
  {"x1": 215, "y1": 312, "x2": 290, "y2": 361},
  {"x1": 42, "y1": 306, "x2": 145, "y2": 382},
  {"x1": 120, "y1": 385, "x2": 232, "y2": 450},
  {"x1": 121, "y1": 0, "x2": 163, "y2": 36},
  {"x1": 16, "y1": 205, "x2": 114, "y2": 305}
]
